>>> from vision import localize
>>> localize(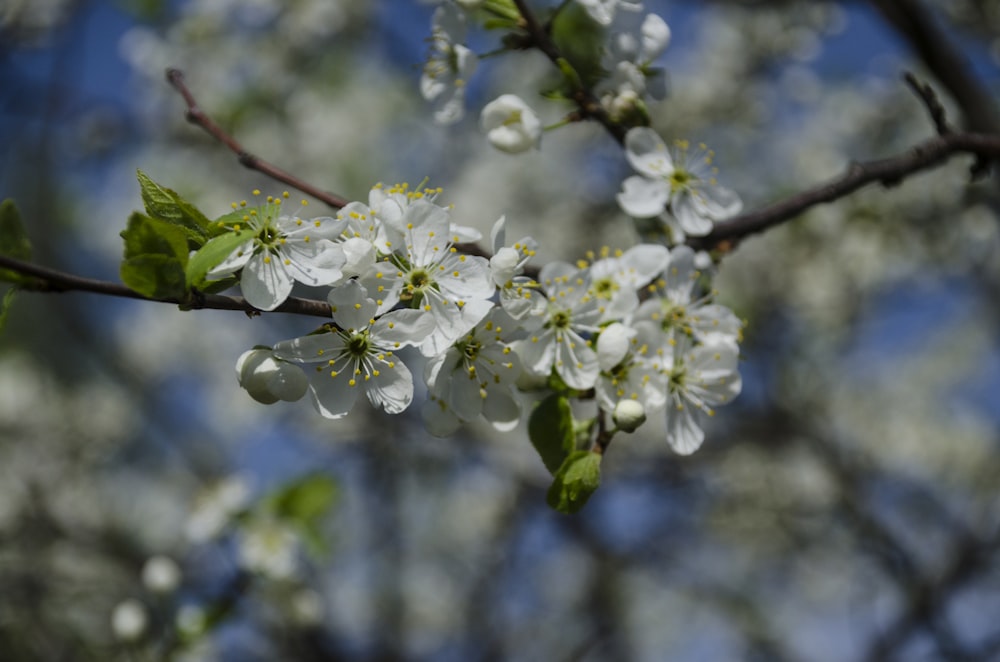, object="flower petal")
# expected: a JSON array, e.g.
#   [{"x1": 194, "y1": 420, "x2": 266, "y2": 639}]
[
  {"x1": 617, "y1": 175, "x2": 669, "y2": 218},
  {"x1": 243, "y1": 253, "x2": 293, "y2": 311}
]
